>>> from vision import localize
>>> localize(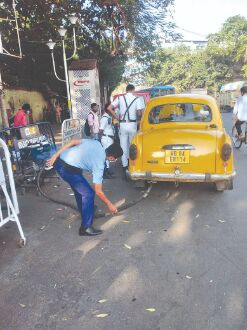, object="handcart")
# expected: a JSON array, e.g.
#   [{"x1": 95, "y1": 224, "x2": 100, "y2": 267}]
[{"x1": 0, "y1": 122, "x2": 57, "y2": 192}]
